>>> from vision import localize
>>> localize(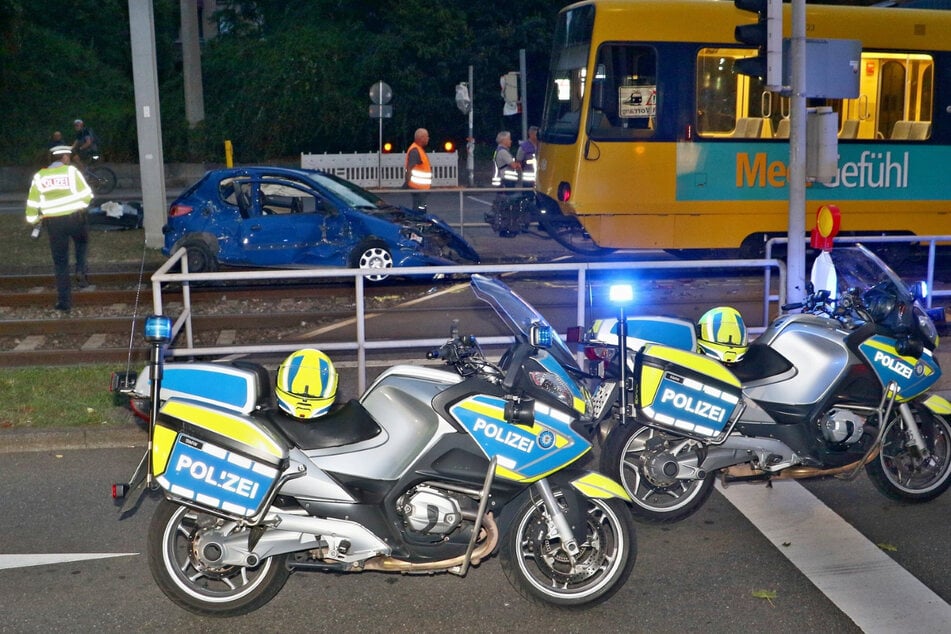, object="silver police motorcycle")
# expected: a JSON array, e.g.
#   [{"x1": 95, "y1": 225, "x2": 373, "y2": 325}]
[{"x1": 588, "y1": 245, "x2": 951, "y2": 523}]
